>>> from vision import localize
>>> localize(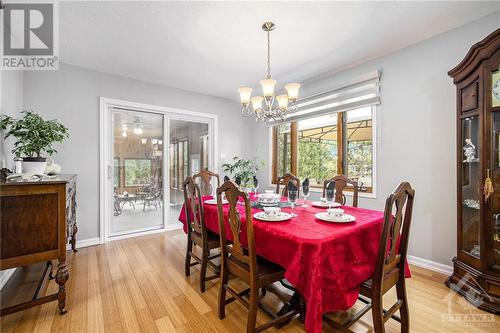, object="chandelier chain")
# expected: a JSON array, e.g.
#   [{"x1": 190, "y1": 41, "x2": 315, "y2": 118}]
[{"x1": 267, "y1": 29, "x2": 271, "y2": 78}]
